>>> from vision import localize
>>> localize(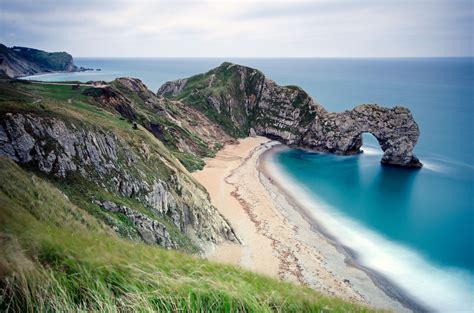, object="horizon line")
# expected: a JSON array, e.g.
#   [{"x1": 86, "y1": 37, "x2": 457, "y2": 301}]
[{"x1": 73, "y1": 55, "x2": 474, "y2": 59}]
